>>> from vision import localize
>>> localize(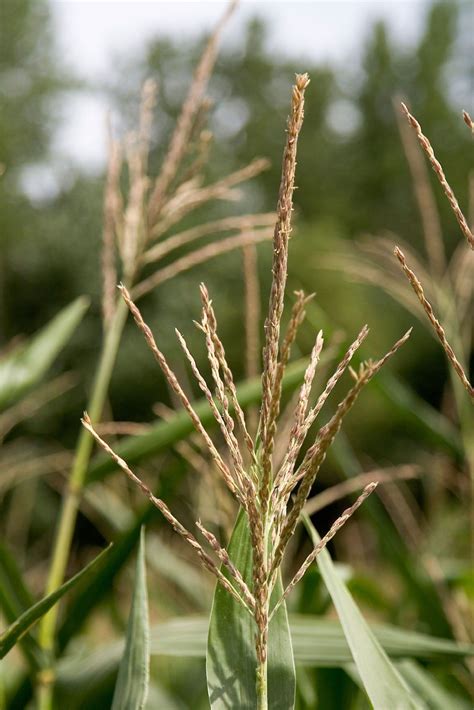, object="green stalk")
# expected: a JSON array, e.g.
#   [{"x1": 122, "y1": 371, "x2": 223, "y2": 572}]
[
  {"x1": 37, "y1": 295, "x2": 129, "y2": 709},
  {"x1": 256, "y1": 510, "x2": 271, "y2": 710},
  {"x1": 256, "y1": 656, "x2": 268, "y2": 710}
]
